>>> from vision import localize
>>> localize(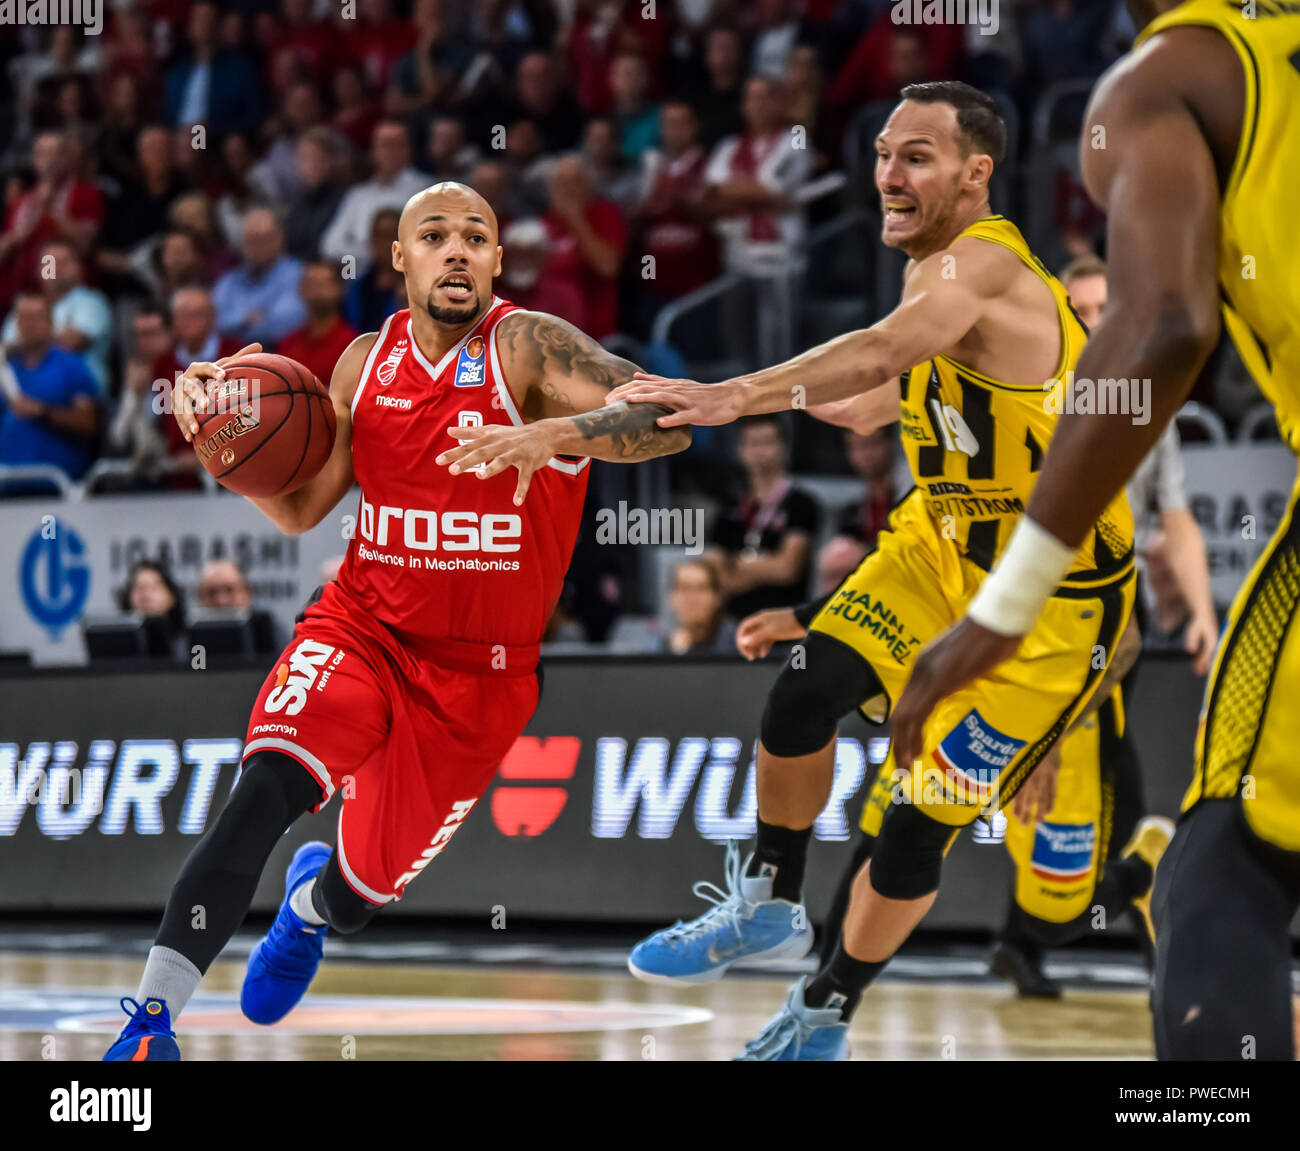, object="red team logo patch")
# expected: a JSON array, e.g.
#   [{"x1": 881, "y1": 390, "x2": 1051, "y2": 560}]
[{"x1": 491, "y1": 737, "x2": 581, "y2": 836}]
